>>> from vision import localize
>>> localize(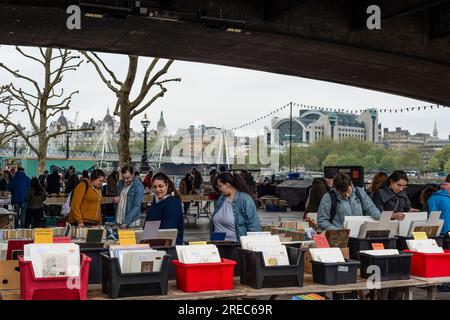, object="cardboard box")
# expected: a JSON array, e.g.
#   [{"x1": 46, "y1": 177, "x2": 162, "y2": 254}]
[
  {"x1": 0, "y1": 260, "x2": 20, "y2": 290},
  {"x1": 303, "y1": 247, "x2": 350, "y2": 274}
]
